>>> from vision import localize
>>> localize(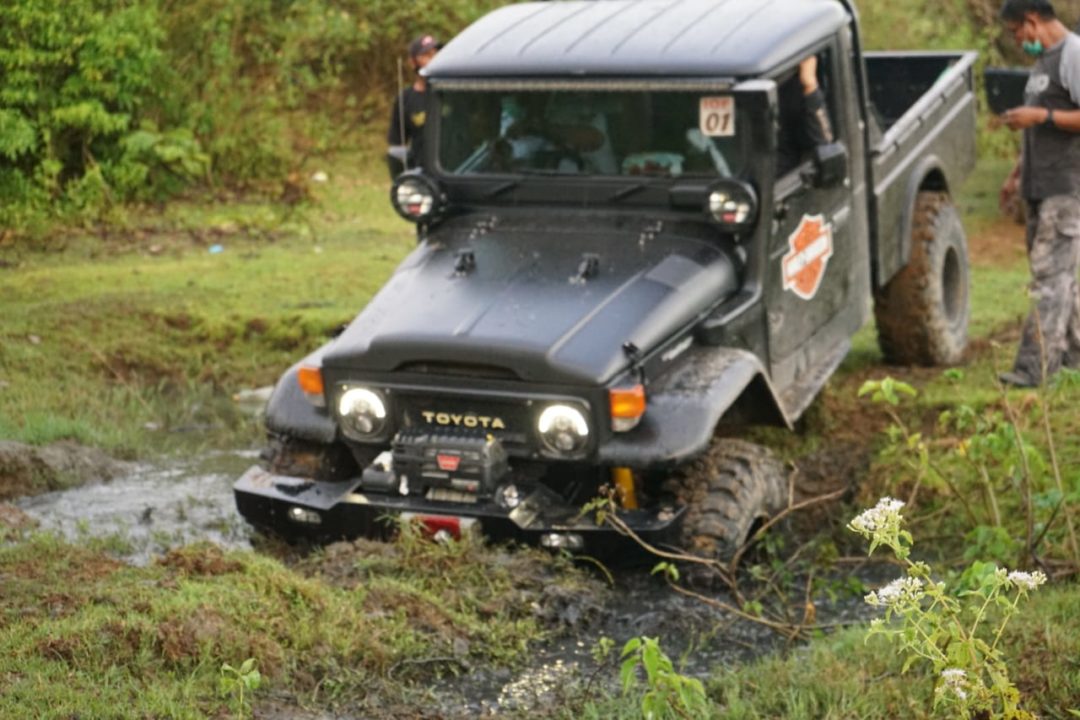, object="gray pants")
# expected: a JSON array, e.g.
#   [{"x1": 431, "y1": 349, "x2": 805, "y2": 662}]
[{"x1": 1012, "y1": 194, "x2": 1080, "y2": 381}]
